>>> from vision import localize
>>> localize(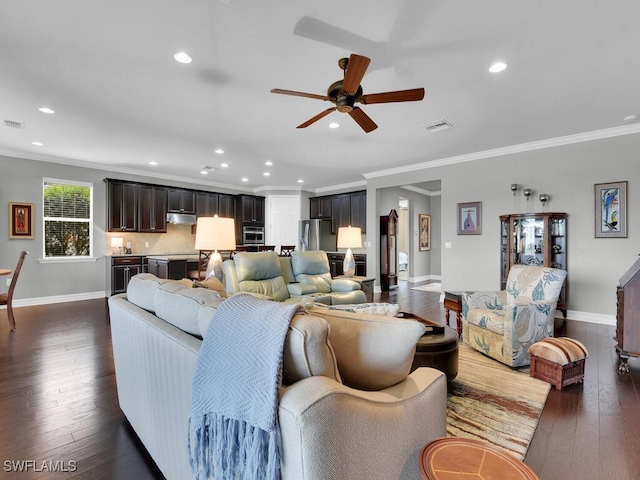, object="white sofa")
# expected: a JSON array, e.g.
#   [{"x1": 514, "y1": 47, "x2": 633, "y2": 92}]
[{"x1": 108, "y1": 273, "x2": 447, "y2": 480}]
